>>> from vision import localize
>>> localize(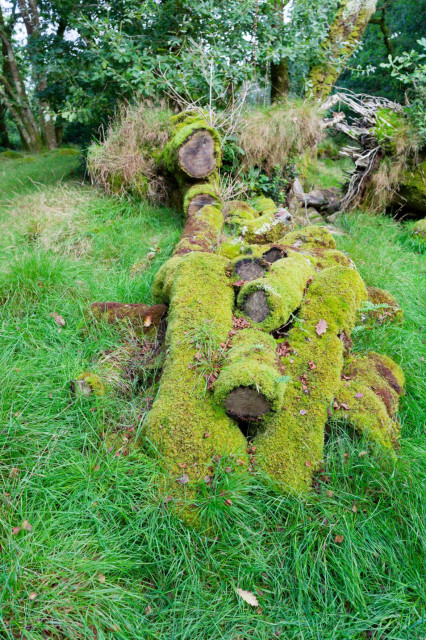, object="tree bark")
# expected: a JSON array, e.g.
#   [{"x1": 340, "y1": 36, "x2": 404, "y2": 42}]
[
  {"x1": 308, "y1": 0, "x2": 378, "y2": 100},
  {"x1": 18, "y1": 0, "x2": 59, "y2": 149},
  {"x1": 0, "y1": 6, "x2": 43, "y2": 152},
  {"x1": 0, "y1": 100, "x2": 10, "y2": 147},
  {"x1": 270, "y1": 58, "x2": 289, "y2": 102}
]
